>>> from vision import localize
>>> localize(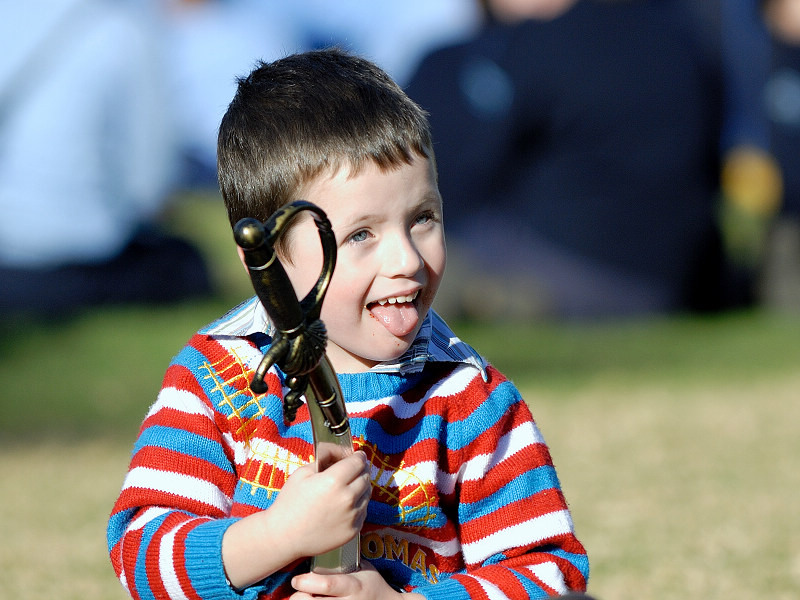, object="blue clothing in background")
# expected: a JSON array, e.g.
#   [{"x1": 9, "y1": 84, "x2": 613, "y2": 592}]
[{"x1": 408, "y1": 0, "x2": 735, "y2": 318}]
